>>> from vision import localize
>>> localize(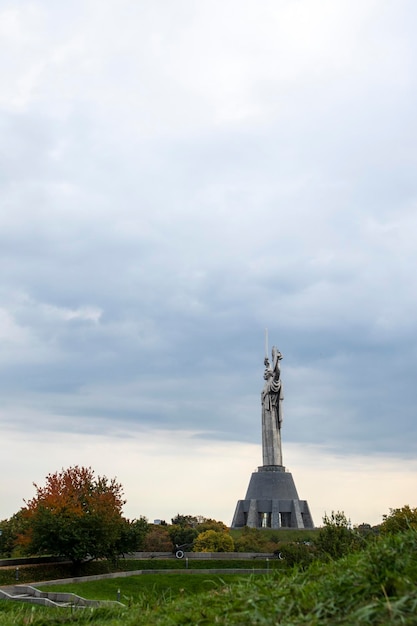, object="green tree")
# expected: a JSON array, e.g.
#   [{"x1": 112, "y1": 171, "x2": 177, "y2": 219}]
[
  {"x1": 380, "y1": 505, "x2": 417, "y2": 534},
  {"x1": 19, "y1": 466, "x2": 144, "y2": 567},
  {"x1": 193, "y1": 530, "x2": 235, "y2": 552},
  {"x1": 233, "y1": 527, "x2": 272, "y2": 553},
  {"x1": 168, "y1": 524, "x2": 198, "y2": 549},
  {"x1": 113, "y1": 517, "x2": 149, "y2": 560},
  {"x1": 171, "y1": 514, "x2": 200, "y2": 527},
  {"x1": 276, "y1": 542, "x2": 316, "y2": 569},
  {"x1": 0, "y1": 510, "x2": 32, "y2": 557},
  {"x1": 315, "y1": 510, "x2": 360, "y2": 559},
  {"x1": 168, "y1": 514, "x2": 229, "y2": 550},
  {"x1": 197, "y1": 518, "x2": 229, "y2": 533}
]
